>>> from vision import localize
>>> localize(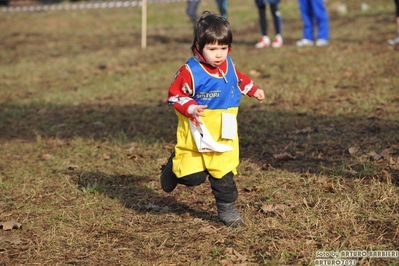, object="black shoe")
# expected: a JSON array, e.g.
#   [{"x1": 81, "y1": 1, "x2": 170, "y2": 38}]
[{"x1": 160, "y1": 152, "x2": 178, "y2": 193}]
